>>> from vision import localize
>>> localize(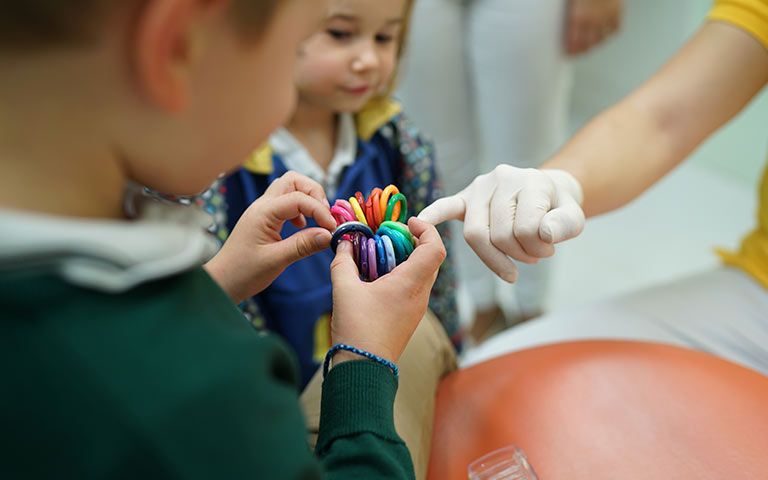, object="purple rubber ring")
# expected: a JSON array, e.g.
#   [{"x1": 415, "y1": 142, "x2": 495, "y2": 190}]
[
  {"x1": 367, "y1": 237, "x2": 378, "y2": 281},
  {"x1": 352, "y1": 233, "x2": 362, "y2": 268},
  {"x1": 360, "y1": 235, "x2": 369, "y2": 281}
]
